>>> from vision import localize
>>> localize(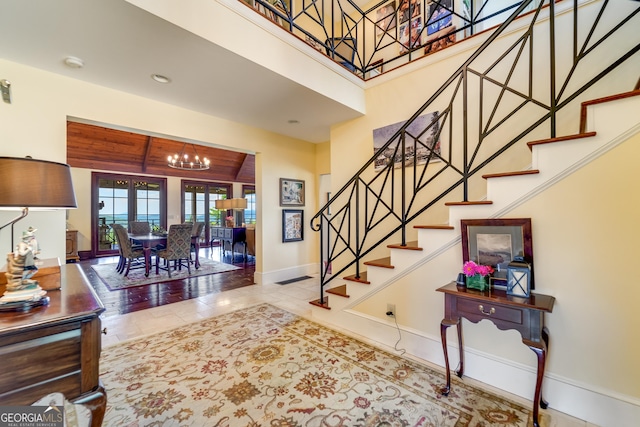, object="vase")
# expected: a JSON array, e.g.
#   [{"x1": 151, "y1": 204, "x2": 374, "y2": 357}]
[
  {"x1": 465, "y1": 274, "x2": 489, "y2": 291},
  {"x1": 225, "y1": 219, "x2": 234, "y2": 228}
]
